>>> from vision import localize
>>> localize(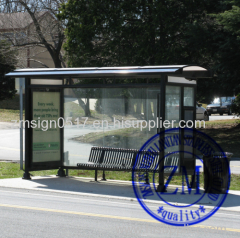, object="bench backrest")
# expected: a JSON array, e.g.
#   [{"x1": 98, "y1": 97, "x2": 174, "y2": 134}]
[
  {"x1": 88, "y1": 147, "x2": 180, "y2": 173},
  {"x1": 88, "y1": 147, "x2": 106, "y2": 164},
  {"x1": 132, "y1": 151, "x2": 179, "y2": 173},
  {"x1": 100, "y1": 147, "x2": 138, "y2": 168}
]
